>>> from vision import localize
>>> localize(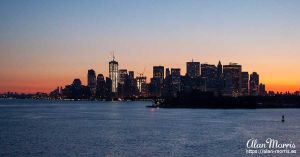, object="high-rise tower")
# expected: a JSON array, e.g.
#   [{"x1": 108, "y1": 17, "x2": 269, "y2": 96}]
[
  {"x1": 223, "y1": 63, "x2": 242, "y2": 97},
  {"x1": 87, "y1": 69, "x2": 96, "y2": 95},
  {"x1": 250, "y1": 72, "x2": 259, "y2": 96},
  {"x1": 186, "y1": 60, "x2": 200, "y2": 78},
  {"x1": 241, "y1": 72, "x2": 249, "y2": 96},
  {"x1": 150, "y1": 66, "x2": 164, "y2": 97},
  {"x1": 109, "y1": 54, "x2": 118, "y2": 93}
]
